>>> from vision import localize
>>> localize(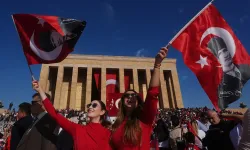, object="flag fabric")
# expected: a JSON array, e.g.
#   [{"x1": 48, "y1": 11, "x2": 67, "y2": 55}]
[
  {"x1": 12, "y1": 14, "x2": 86, "y2": 65},
  {"x1": 171, "y1": 4, "x2": 250, "y2": 110},
  {"x1": 106, "y1": 71, "x2": 119, "y2": 95},
  {"x1": 106, "y1": 93, "x2": 122, "y2": 116}
]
